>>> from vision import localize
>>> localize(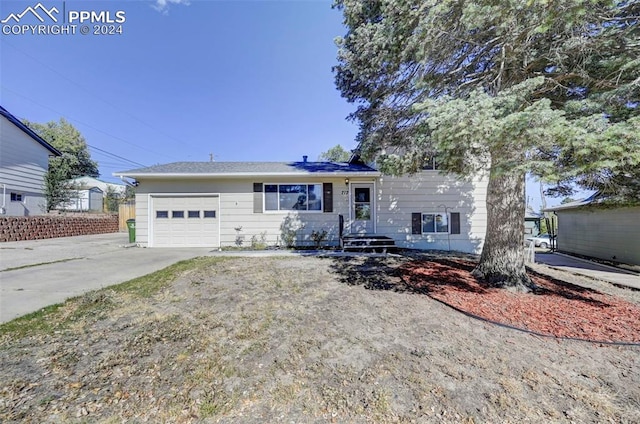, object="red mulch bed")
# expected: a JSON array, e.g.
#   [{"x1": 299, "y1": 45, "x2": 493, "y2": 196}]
[{"x1": 399, "y1": 259, "x2": 640, "y2": 344}]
